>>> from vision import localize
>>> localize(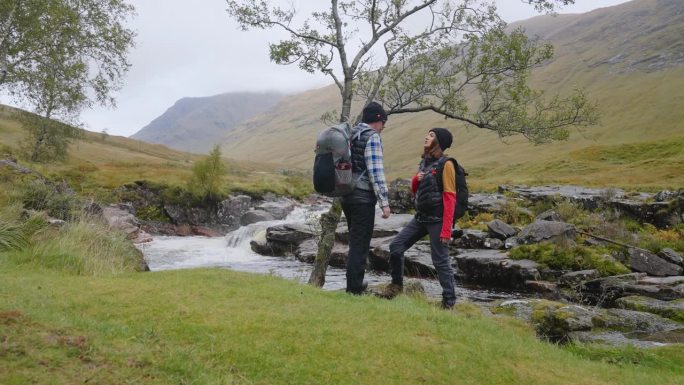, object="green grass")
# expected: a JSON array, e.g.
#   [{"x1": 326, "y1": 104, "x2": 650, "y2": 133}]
[{"x1": 1, "y1": 267, "x2": 682, "y2": 385}]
